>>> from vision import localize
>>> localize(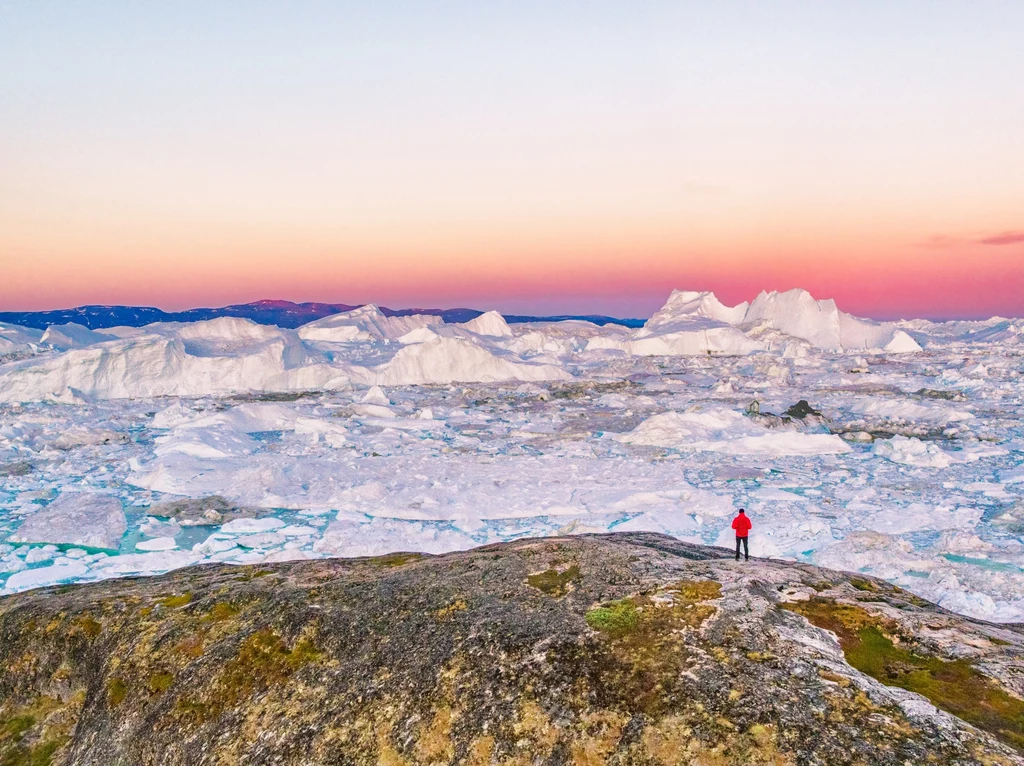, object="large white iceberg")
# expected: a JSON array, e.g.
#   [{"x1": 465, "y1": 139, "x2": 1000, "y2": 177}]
[
  {"x1": 742, "y1": 289, "x2": 921, "y2": 352},
  {"x1": 367, "y1": 335, "x2": 569, "y2": 386},
  {"x1": 0, "y1": 322, "x2": 43, "y2": 356},
  {"x1": 298, "y1": 305, "x2": 441, "y2": 342},
  {"x1": 588, "y1": 291, "x2": 763, "y2": 356},
  {"x1": 40, "y1": 323, "x2": 117, "y2": 351}
]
